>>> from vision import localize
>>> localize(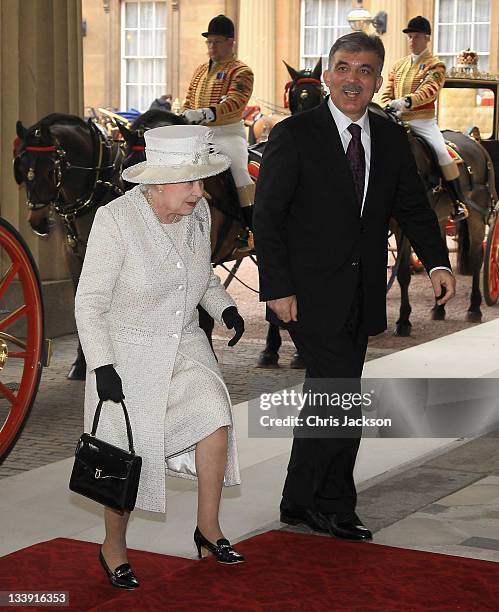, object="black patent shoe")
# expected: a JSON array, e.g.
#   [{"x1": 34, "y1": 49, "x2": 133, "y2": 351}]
[
  {"x1": 280, "y1": 503, "x2": 329, "y2": 533},
  {"x1": 194, "y1": 527, "x2": 245, "y2": 564},
  {"x1": 323, "y1": 512, "x2": 373, "y2": 542},
  {"x1": 99, "y1": 550, "x2": 140, "y2": 589}
]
